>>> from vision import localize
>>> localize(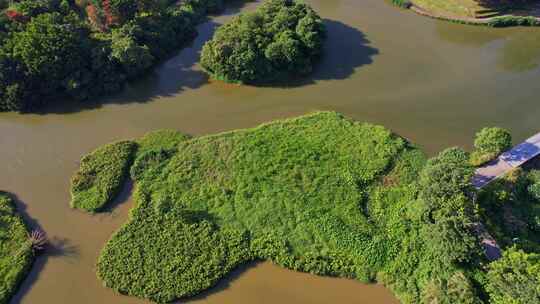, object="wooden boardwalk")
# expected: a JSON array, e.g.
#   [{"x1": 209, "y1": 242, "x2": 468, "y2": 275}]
[{"x1": 472, "y1": 132, "x2": 540, "y2": 189}]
